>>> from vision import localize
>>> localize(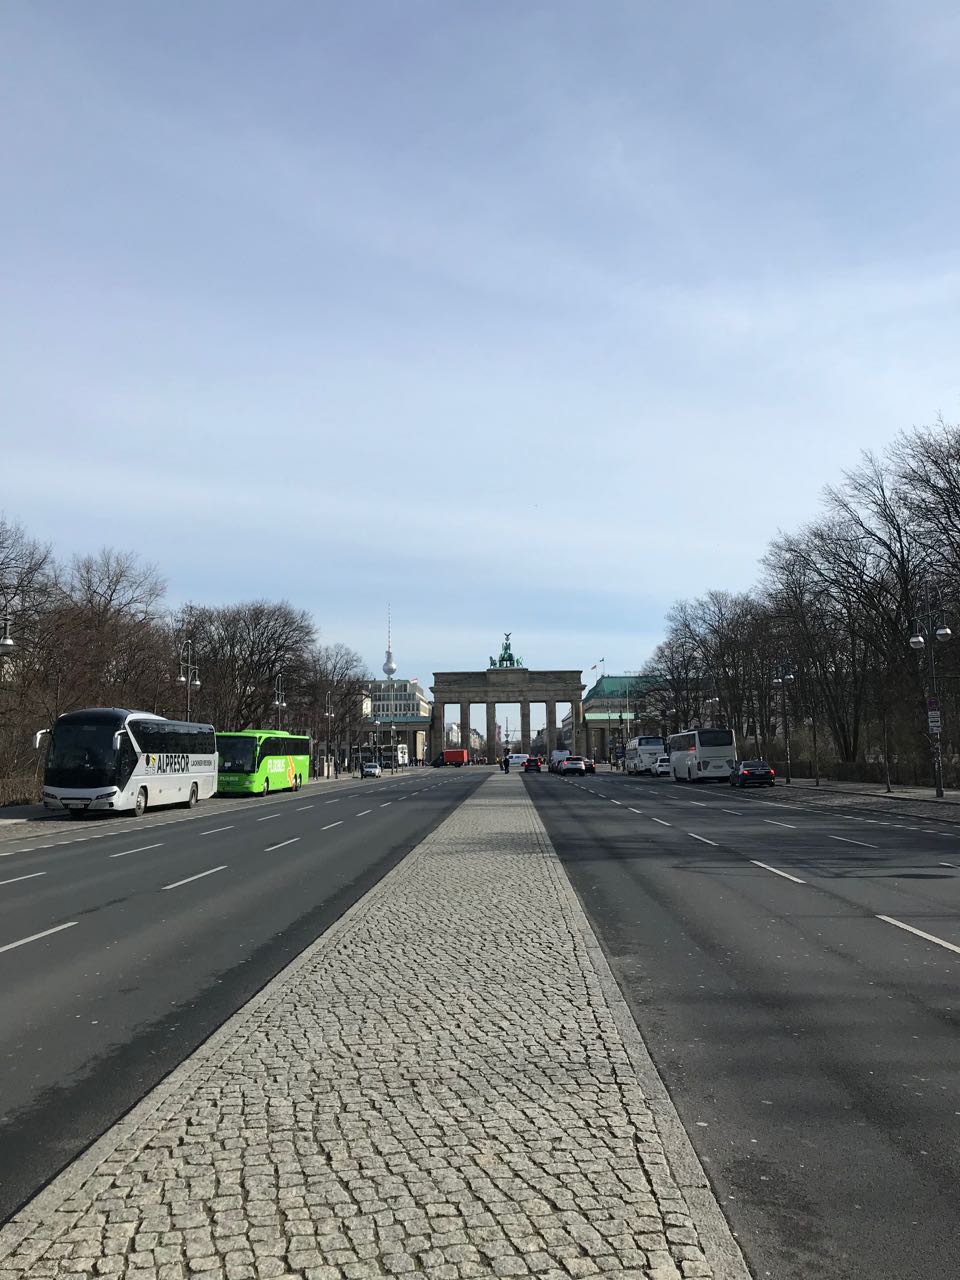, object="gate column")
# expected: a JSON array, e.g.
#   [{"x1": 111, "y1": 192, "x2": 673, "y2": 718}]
[
  {"x1": 544, "y1": 700, "x2": 557, "y2": 753},
  {"x1": 486, "y1": 702, "x2": 498, "y2": 763},
  {"x1": 520, "y1": 699, "x2": 531, "y2": 753},
  {"x1": 431, "y1": 700, "x2": 445, "y2": 760},
  {"x1": 459, "y1": 702, "x2": 471, "y2": 758}
]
